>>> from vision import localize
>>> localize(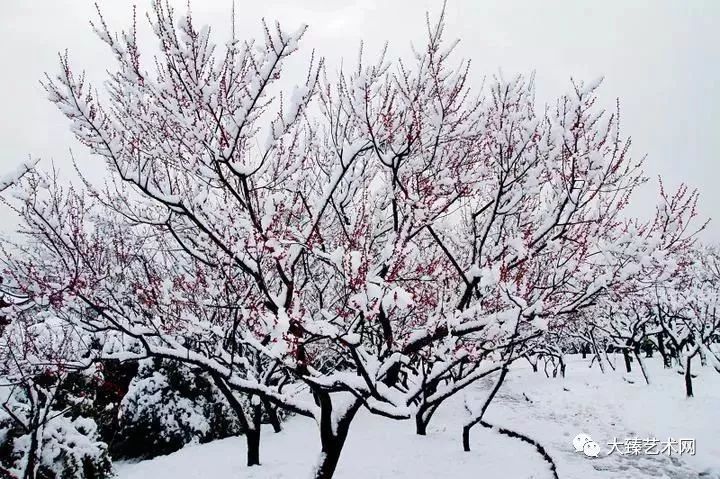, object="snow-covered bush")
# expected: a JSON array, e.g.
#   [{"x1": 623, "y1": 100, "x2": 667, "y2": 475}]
[
  {"x1": 0, "y1": 304, "x2": 113, "y2": 479},
  {"x1": 0, "y1": 382, "x2": 113, "y2": 479},
  {"x1": 113, "y1": 358, "x2": 243, "y2": 459},
  {"x1": 67, "y1": 359, "x2": 138, "y2": 447}
]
